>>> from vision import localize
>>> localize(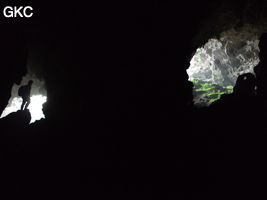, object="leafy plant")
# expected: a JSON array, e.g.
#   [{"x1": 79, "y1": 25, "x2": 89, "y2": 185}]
[{"x1": 191, "y1": 79, "x2": 234, "y2": 105}]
